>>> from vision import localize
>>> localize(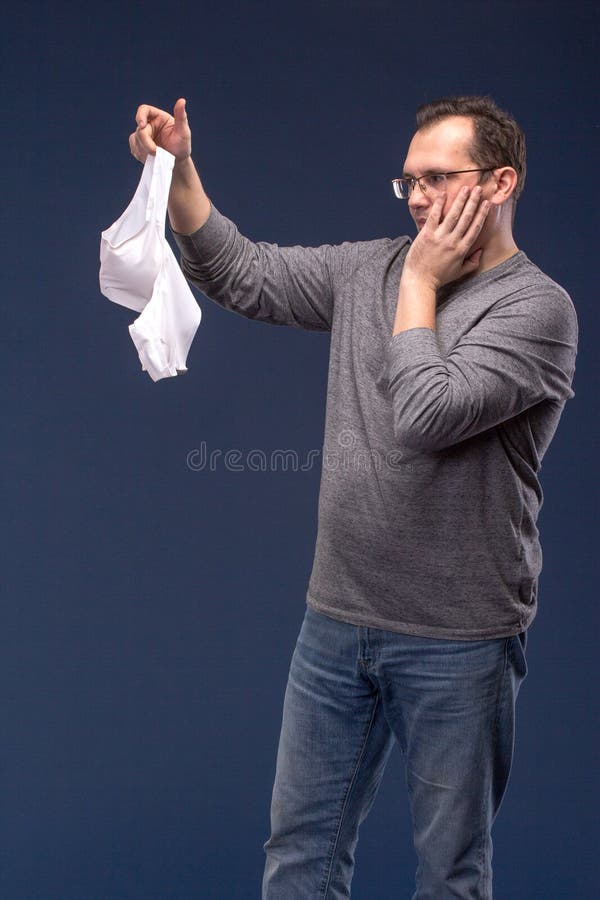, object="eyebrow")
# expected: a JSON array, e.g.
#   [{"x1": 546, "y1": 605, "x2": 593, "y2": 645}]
[{"x1": 402, "y1": 169, "x2": 443, "y2": 179}]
